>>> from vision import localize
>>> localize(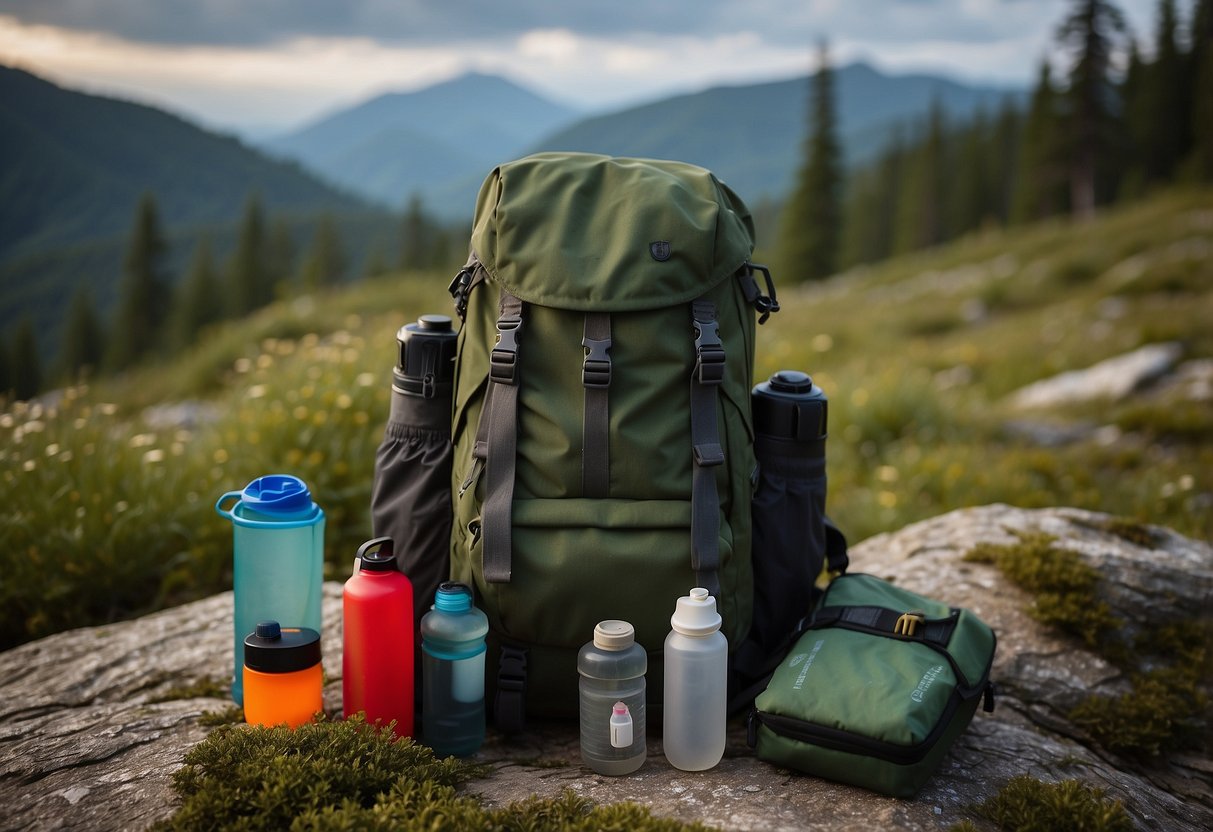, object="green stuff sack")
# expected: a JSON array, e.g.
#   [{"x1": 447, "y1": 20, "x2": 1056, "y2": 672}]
[
  {"x1": 748, "y1": 573, "x2": 996, "y2": 797},
  {"x1": 448, "y1": 153, "x2": 779, "y2": 729}
]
